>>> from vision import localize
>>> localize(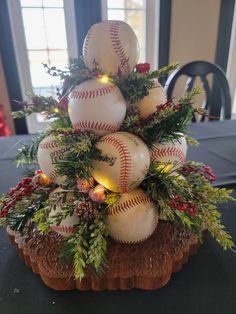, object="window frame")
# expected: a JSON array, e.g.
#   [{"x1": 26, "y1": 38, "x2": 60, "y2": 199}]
[{"x1": 7, "y1": 0, "x2": 78, "y2": 133}]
